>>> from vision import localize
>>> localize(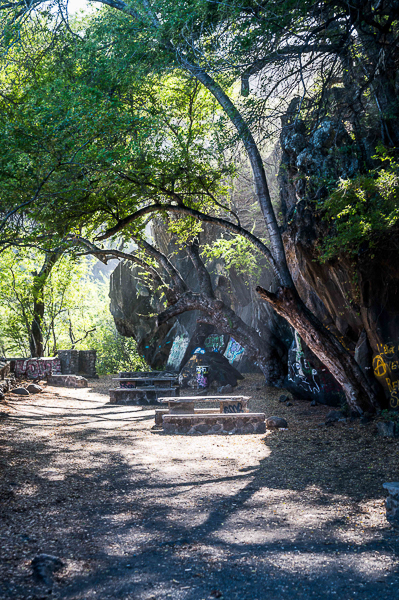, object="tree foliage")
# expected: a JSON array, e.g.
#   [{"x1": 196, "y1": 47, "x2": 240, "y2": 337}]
[
  {"x1": 0, "y1": 248, "x2": 147, "y2": 374},
  {"x1": 318, "y1": 149, "x2": 399, "y2": 260}
]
